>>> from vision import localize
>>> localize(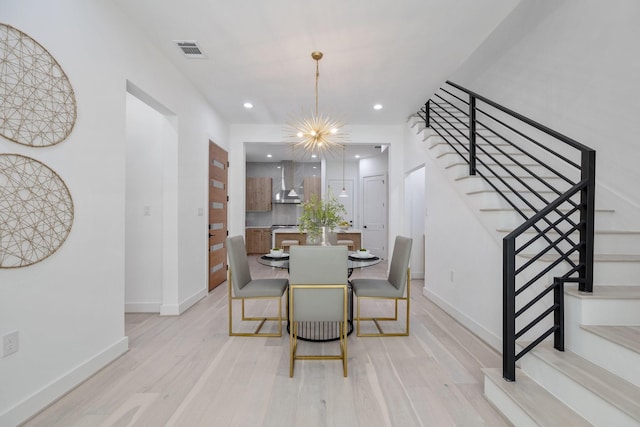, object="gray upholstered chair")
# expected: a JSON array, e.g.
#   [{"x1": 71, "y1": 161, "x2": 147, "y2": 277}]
[
  {"x1": 226, "y1": 235, "x2": 289, "y2": 337},
  {"x1": 351, "y1": 235, "x2": 412, "y2": 337},
  {"x1": 288, "y1": 245, "x2": 349, "y2": 377}
]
